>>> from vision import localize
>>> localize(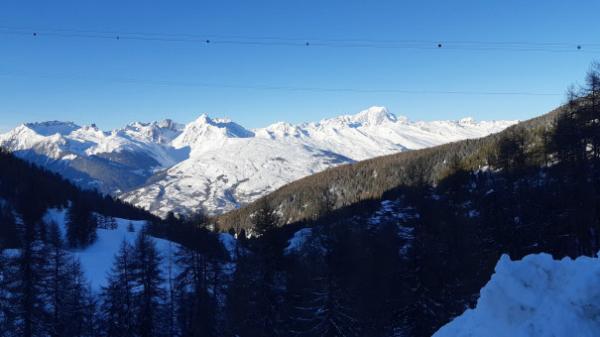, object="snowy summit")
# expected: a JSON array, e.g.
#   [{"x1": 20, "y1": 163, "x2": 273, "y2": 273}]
[{"x1": 0, "y1": 106, "x2": 516, "y2": 217}]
